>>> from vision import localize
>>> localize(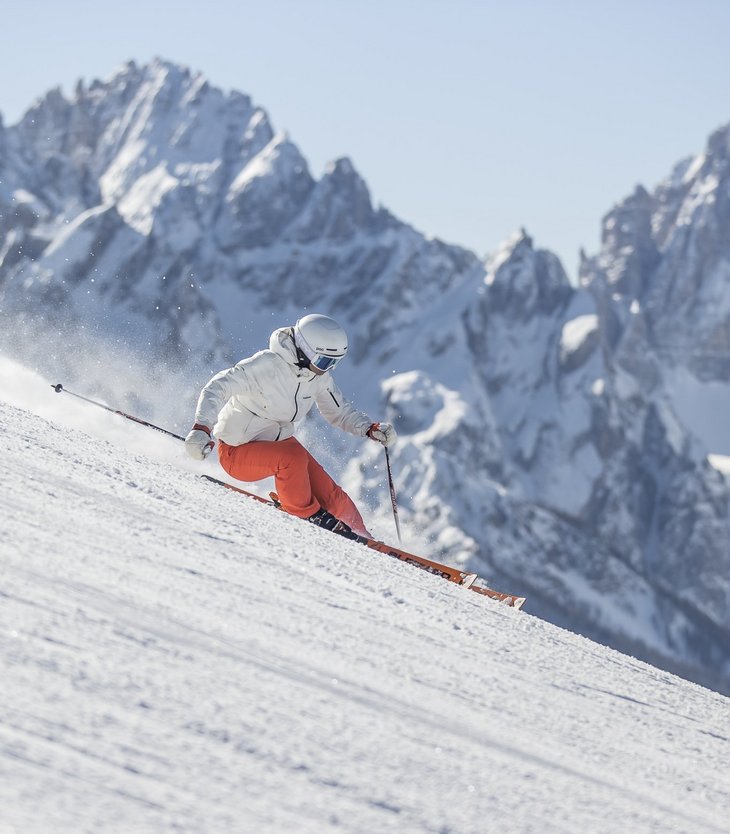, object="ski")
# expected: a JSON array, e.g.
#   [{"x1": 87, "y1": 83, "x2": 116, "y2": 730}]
[
  {"x1": 201, "y1": 474, "x2": 526, "y2": 609},
  {"x1": 202, "y1": 474, "x2": 272, "y2": 504}
]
